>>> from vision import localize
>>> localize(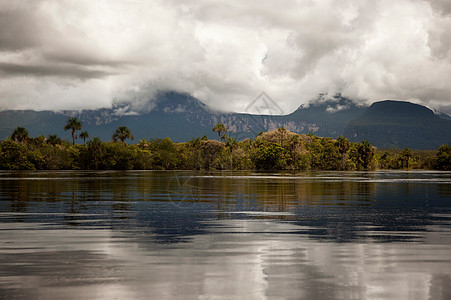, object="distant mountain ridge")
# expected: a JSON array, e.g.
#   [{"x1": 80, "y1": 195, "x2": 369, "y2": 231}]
[
  {"x1": 0, "y1": 93, "x2": 450, "y2": 149},
  {"x1": 344, "y1": 100, "x2": 451, "y2": 149},
  {"x1": 0, "y1": 92, "x2": 367, "y2": 141}
]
